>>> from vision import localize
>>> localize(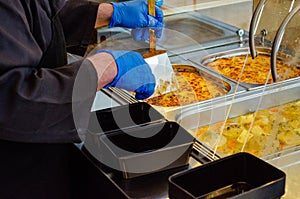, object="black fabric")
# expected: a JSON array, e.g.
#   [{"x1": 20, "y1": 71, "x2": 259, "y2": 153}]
[
  {"x1": 0, "y1": 0, "x2": 99, "y2": 143},
  {"x1": 0, "y1": 1, "x2": 113, "y2": 198},
  {"x1": 0, "y1": 140, "x2": 128, "y2": 199},
  {"x1": 0, "y1": 140, "x2": 73, "y2": 199},
  {"x1": 59, "y1": 0, "x2": 100, "y2": 56}
]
